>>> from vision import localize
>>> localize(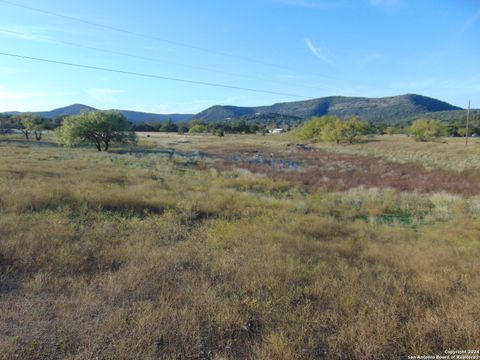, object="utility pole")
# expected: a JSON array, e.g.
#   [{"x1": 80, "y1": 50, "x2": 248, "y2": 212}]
[{"x1": 466, "y1": 100, "x2": 471, "y2": 145}]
